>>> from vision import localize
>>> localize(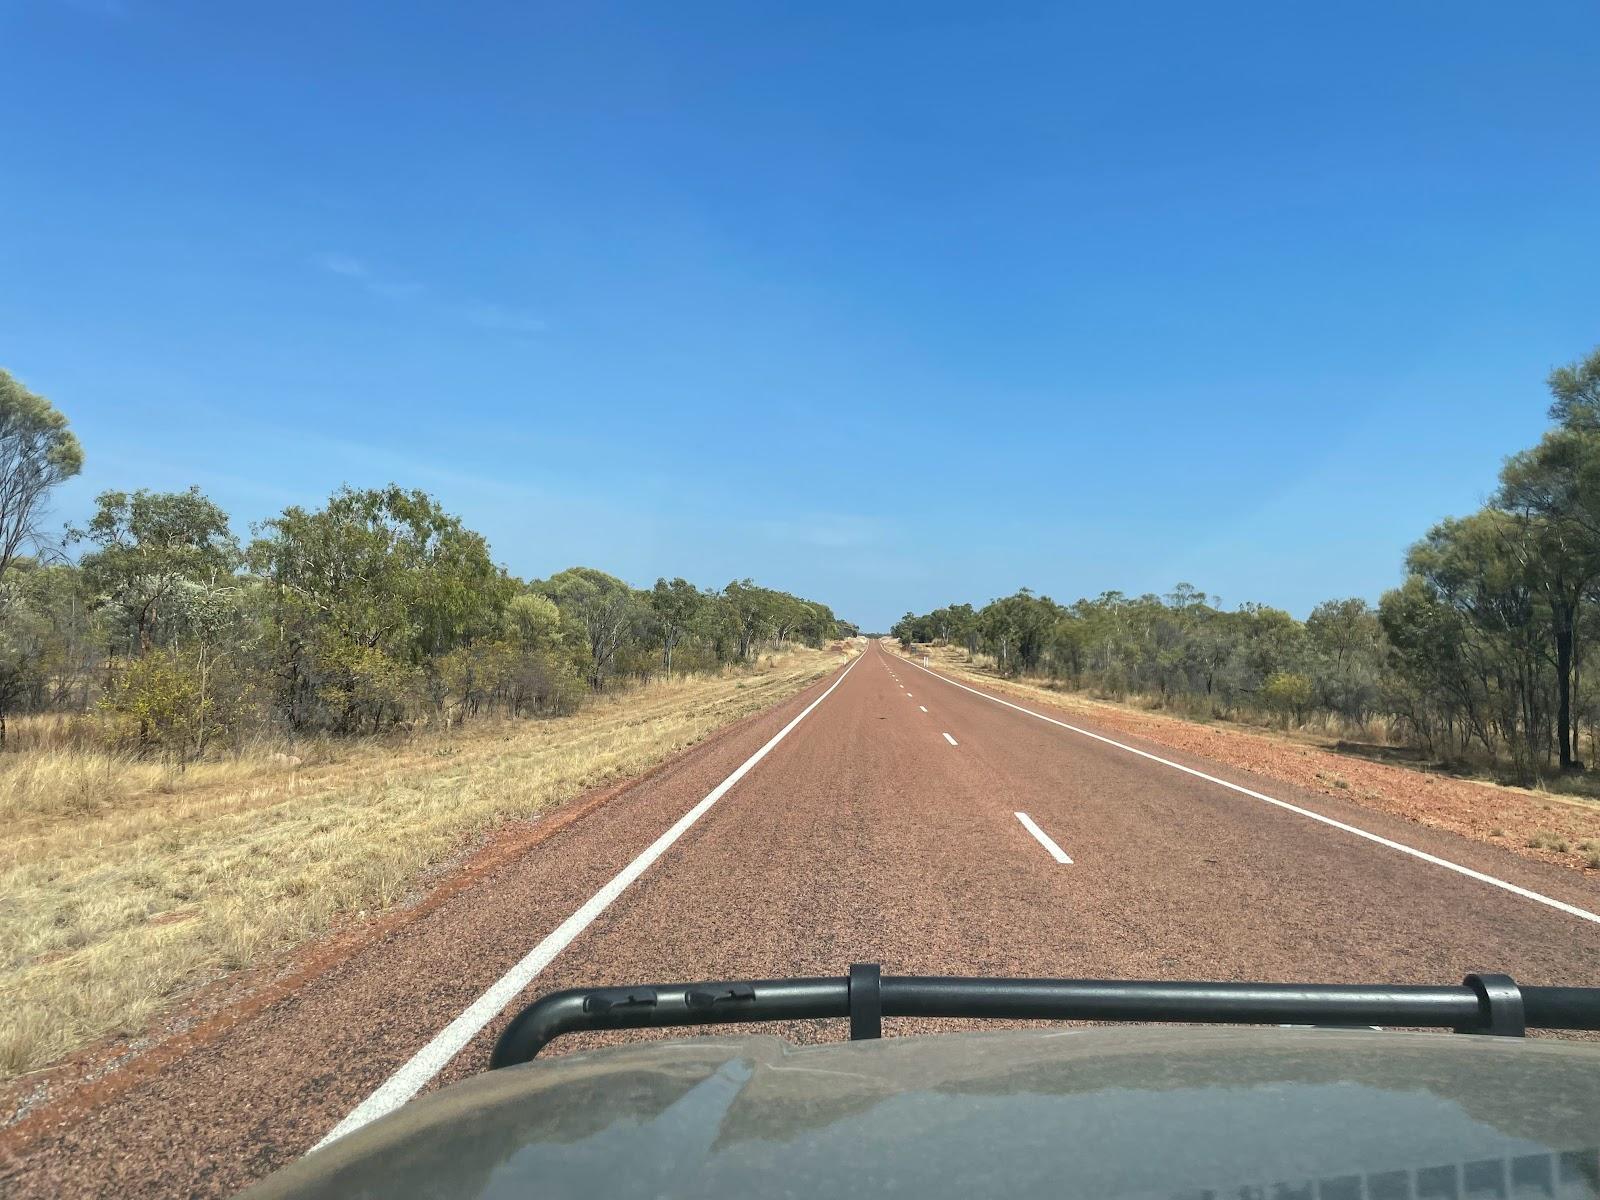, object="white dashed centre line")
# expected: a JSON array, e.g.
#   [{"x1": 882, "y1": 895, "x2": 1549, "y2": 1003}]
[
  {"x1": 1015, "y1": 812, "x2": 1073, "y2": 864},
  {"x1": 919, "y1": 706, "x2": 928, "y2": 713},
  {"x1": 942, "y1": 732, "x2": 958, "y2": 746},
  {"x1": 901, "y1": 655, "x2": 1600, "y2": 926}
]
